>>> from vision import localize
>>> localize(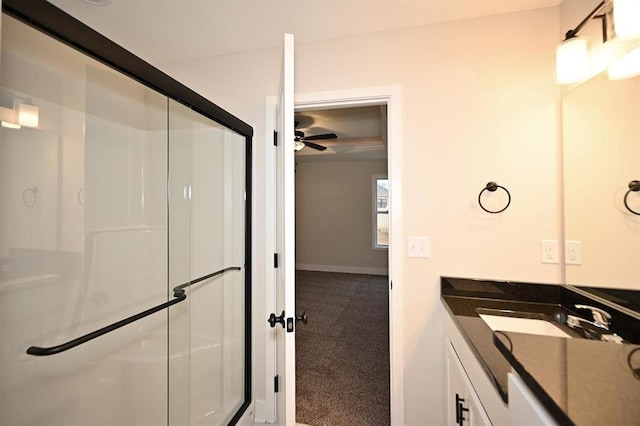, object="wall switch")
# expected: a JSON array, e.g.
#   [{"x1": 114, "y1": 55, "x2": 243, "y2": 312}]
[
  {"x1": 565, "y1": 240, "x2": 582, "y2": 265},
  {"x1": 541, "y1": 240, "x2": 559, "y2": 264},
  {"x1": 407, "y1": 237, "x2": 430, "y2": 258}
]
